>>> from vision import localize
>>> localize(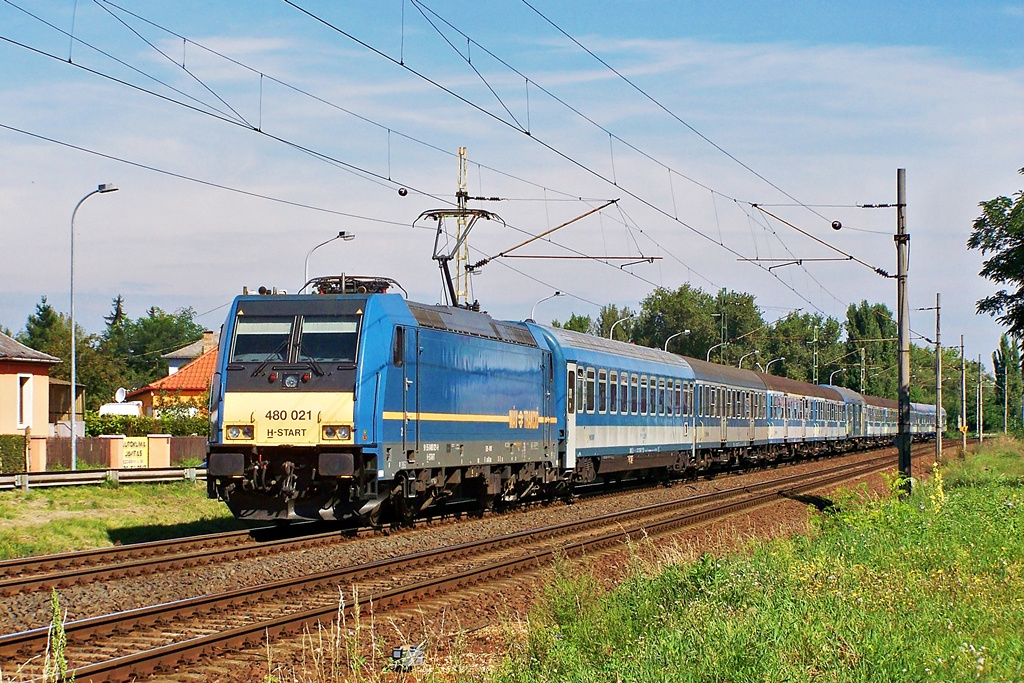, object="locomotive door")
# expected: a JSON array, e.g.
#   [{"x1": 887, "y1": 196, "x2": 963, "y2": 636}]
[
  {"x1": 401, "y1": 327, "x2": 420, "y2": 454},
  {"x1": 564, "y1": 362, "x2": 577, "y2": 471},
  {"x1": 542, "y1": 353, "x2": 554, "y2": 453}
]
